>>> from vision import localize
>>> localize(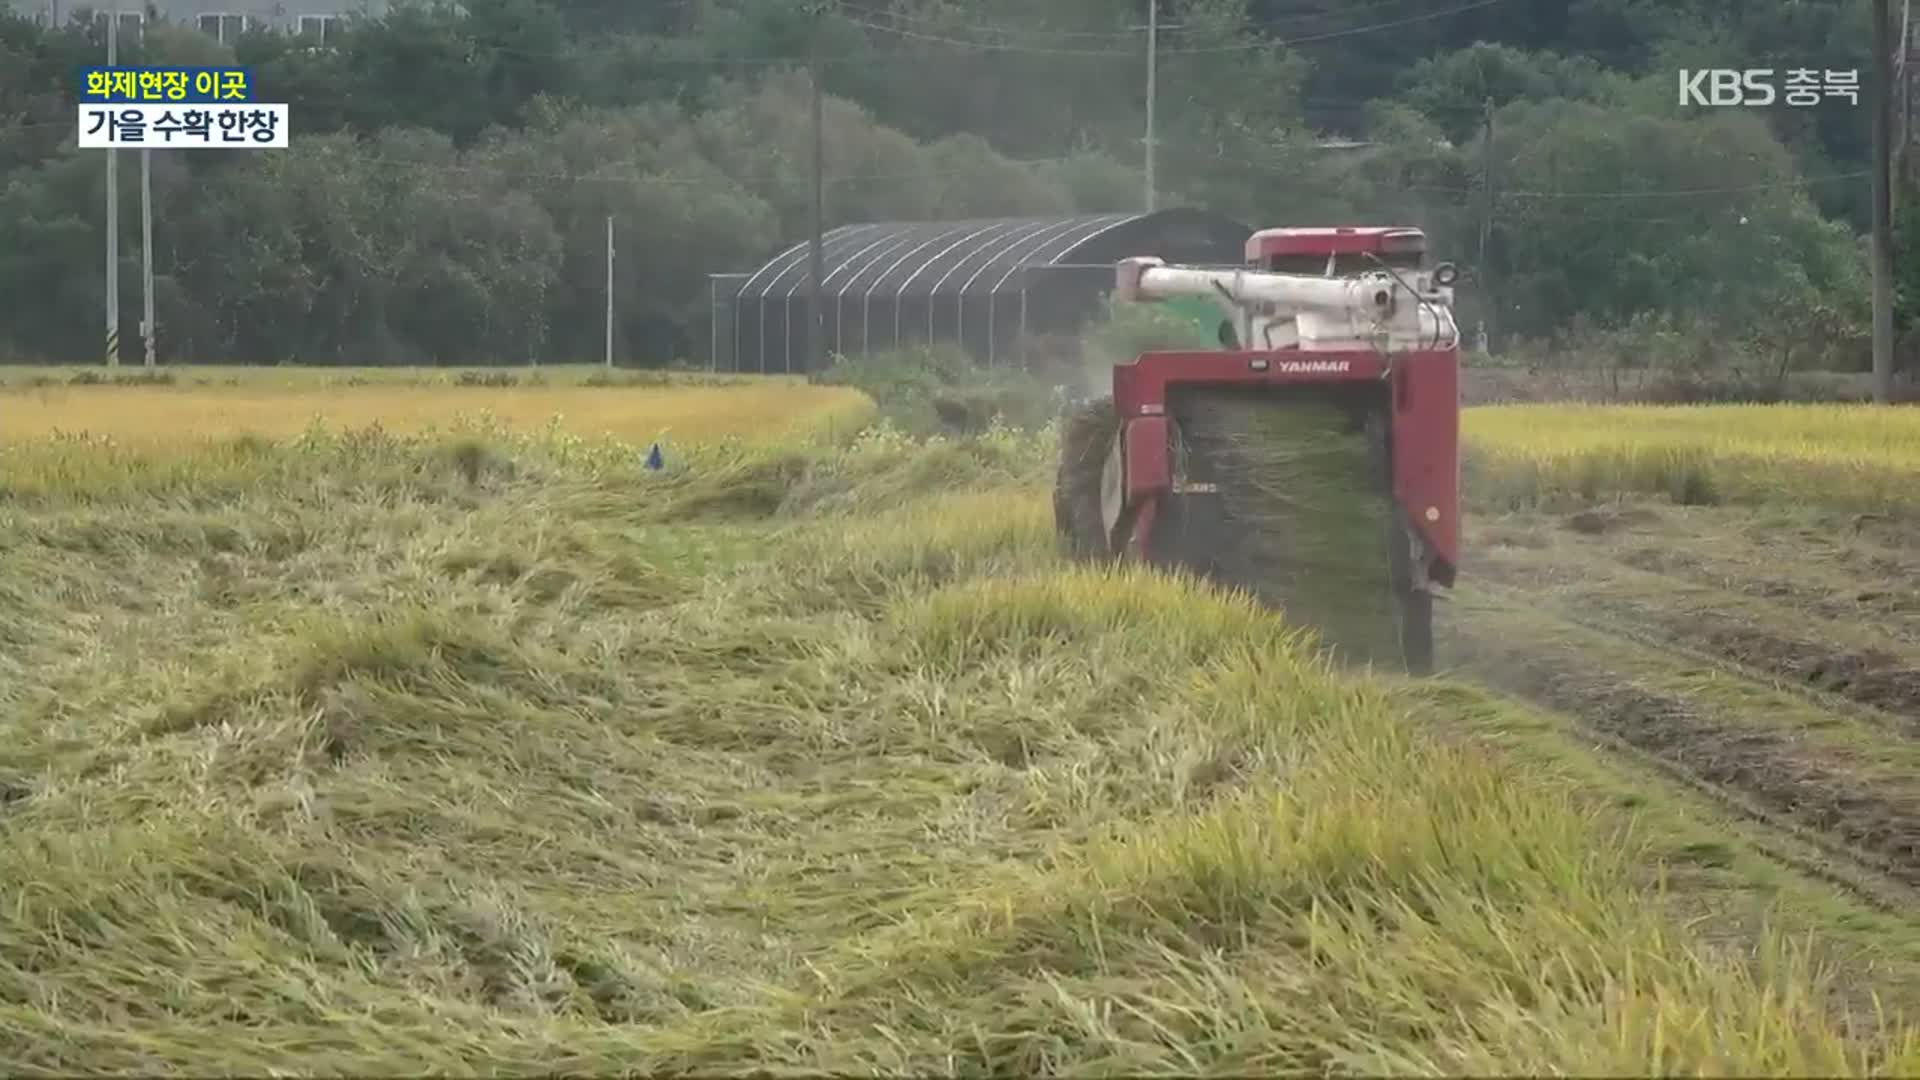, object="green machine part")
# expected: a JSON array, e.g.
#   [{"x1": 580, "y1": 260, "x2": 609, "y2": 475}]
[{"x1": 1158, "y1": 295, "x2": 1232, "y2": 348}]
